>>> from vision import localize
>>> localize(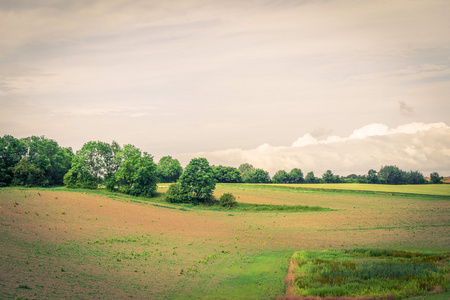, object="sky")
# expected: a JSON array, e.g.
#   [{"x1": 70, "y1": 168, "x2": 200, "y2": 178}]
[{"x1": 1, "y1": 0, "x2": 450, "y2": 176}]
